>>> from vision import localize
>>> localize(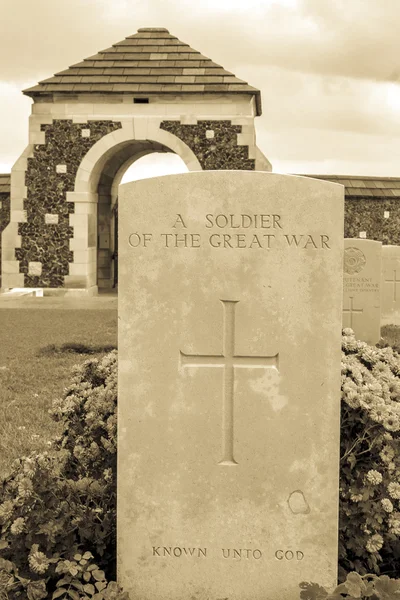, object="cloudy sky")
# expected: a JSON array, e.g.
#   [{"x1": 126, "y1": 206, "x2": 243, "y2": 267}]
[{"x1": 1, "y1": 0, "x2": 400, "y2": 180}]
